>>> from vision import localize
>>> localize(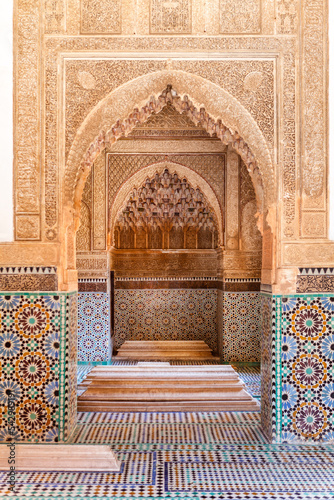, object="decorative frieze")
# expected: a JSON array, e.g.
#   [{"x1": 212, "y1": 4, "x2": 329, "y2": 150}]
[
  {"x1": 297, "y1": 268, "x2": 334, "y2": 293},
  {"x1": 0, "y1": 267, "x2": 58, "y2": 291},
  {"x1": 78, "y1": 278, "x2": 108, "y2": 292}
]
